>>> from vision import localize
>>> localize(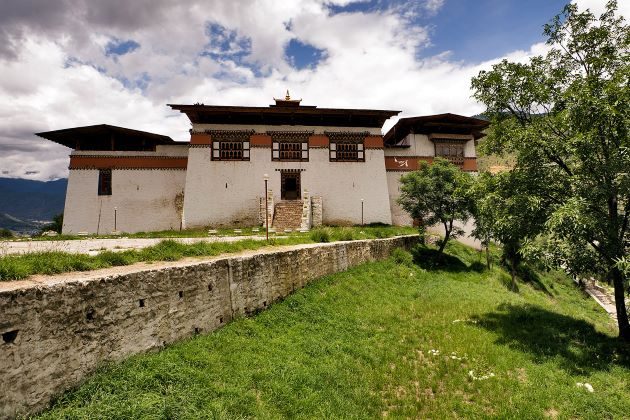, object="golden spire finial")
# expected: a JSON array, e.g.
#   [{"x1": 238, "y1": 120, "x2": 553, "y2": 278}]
[{"x1": 285, "y1": 90, "x2": 291, "y2": 100}]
